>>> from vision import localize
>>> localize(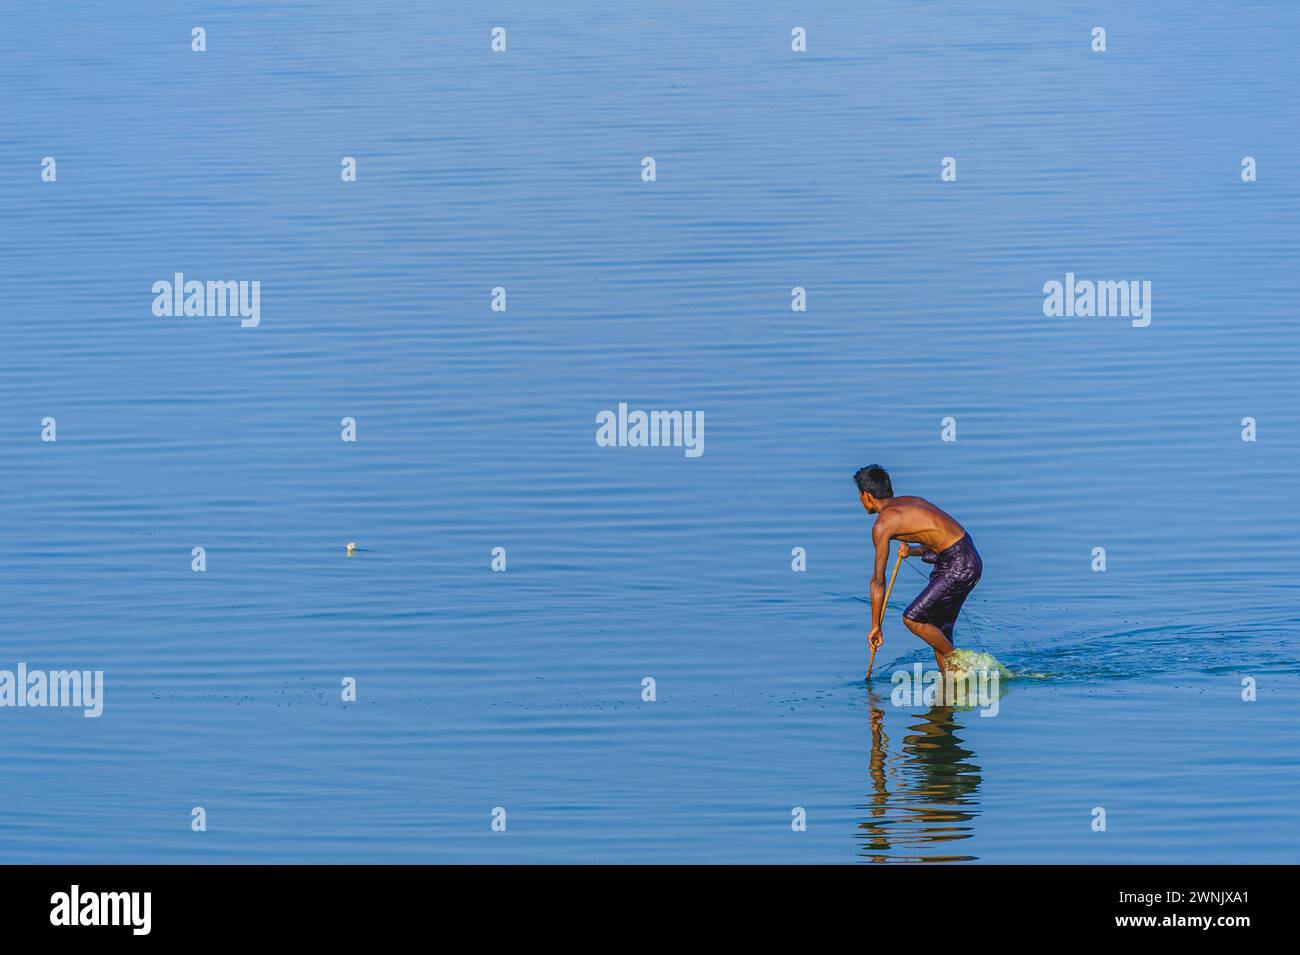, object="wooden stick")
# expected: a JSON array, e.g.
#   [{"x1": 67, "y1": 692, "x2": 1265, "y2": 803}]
[{"x1": 868, "y1": 547, "x2": 906, "y2": 680}]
